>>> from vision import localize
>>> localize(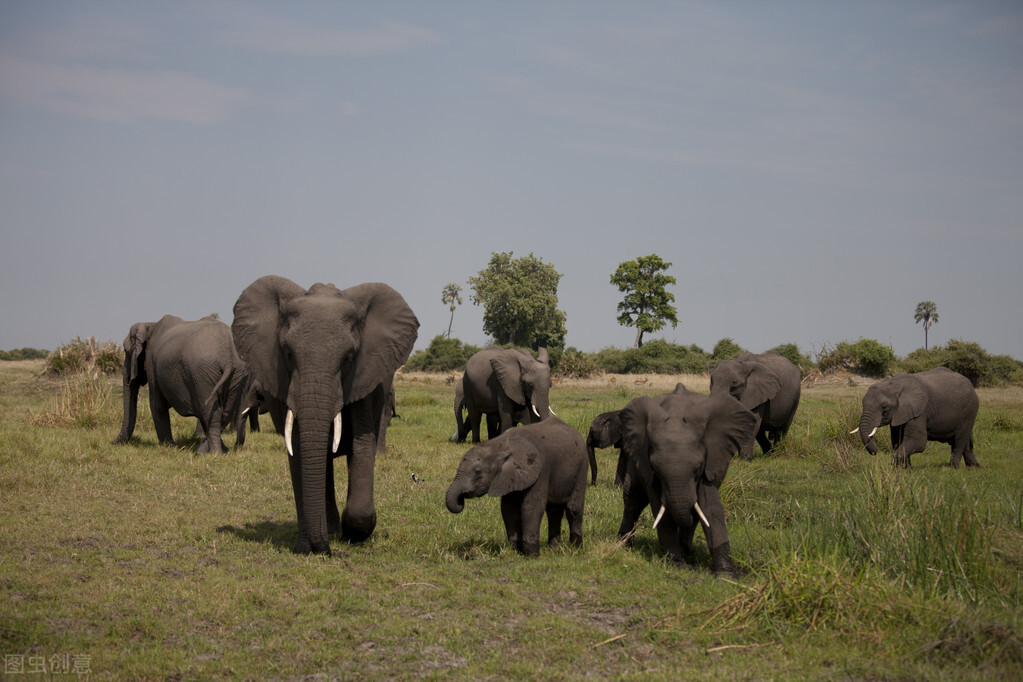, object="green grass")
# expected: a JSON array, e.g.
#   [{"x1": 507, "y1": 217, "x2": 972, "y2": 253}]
[{"x1": 2, "y1": 363, "x2": 1022, "y2": 679}]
